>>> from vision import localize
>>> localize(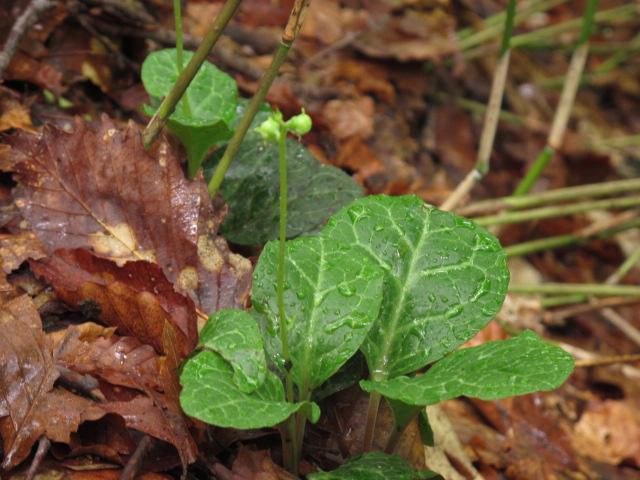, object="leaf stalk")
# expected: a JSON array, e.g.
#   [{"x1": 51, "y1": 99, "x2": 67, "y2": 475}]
[{"x1": 143, "y1": 0, "x2": 242, "y2": 149}]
